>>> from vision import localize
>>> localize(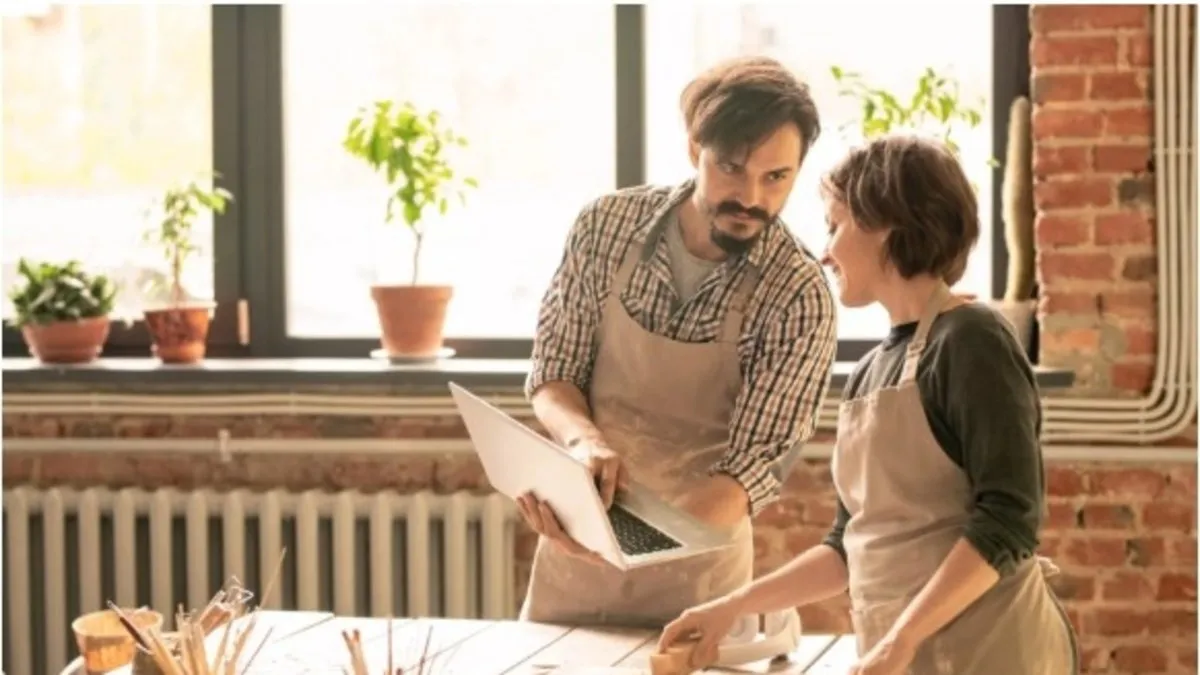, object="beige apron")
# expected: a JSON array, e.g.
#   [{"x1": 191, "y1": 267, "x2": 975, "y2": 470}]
[
  {"x1": 832, "y1": 283, "x2": 1079, "y2": 674},
  {"x1": 520, "y1": 215, "x2": 757, "y2": 628}
]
